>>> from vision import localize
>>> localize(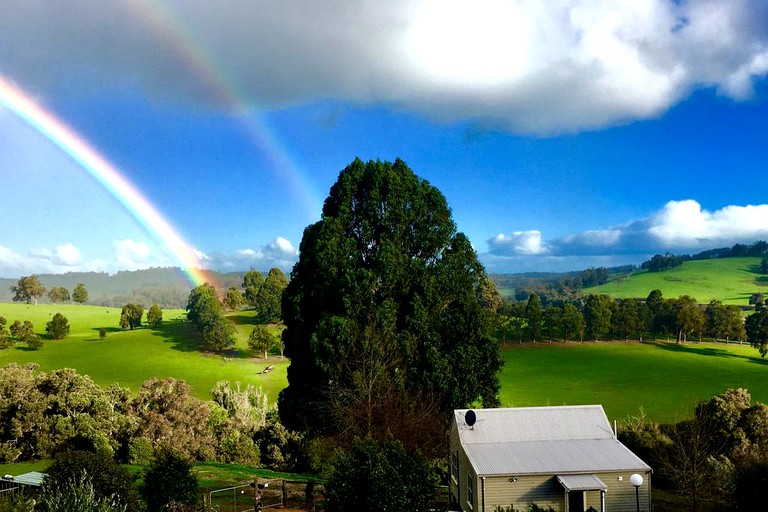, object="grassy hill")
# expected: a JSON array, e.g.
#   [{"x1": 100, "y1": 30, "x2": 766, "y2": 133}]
[
  {"x1": 0, "y1": 303, "x2": 287, "y2": 403},
  {"x1": 588, "y1": 257, "x2": 767, "y2": 305}
]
